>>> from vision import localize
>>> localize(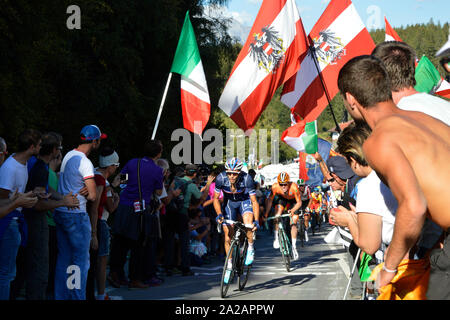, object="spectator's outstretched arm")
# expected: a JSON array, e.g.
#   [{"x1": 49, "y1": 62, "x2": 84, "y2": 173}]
[
  {"x1": 313, "y1": 152, "x2": 332, "y2": 181},
  {"x1": 0, "y1": 191, "x2": 38, "y2": 218}
]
